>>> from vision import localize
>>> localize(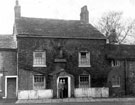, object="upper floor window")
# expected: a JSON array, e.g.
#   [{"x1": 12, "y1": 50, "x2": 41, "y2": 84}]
[
  {"x1": 79, "y1": 74, "x2": 90, "y2": 88},
  {"x1": 112, "y1": 75, "x2": 120, "y2": 87},
  {"x1": 111, "y1": 60, "x2": 120, "y2": 67},
  {"x1": 79, "y1": 51, "x2": 91, "y2": 67},
  {"x1": 33, "y1": 74, "x2": 45, "y2": 89},
  {"x1": 33, "y1": 51, "x2": 46, "y2": 67}
]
